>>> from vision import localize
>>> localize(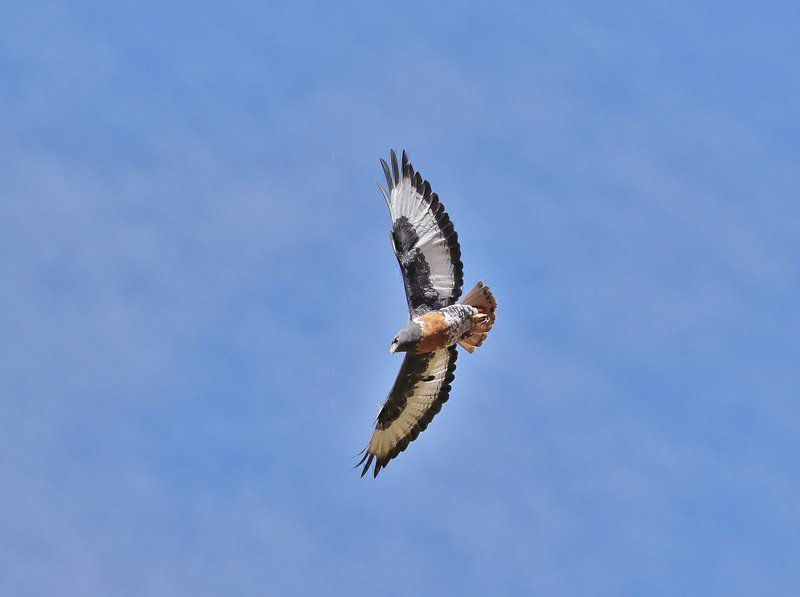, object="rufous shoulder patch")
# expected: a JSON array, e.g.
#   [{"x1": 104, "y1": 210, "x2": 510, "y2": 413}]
[{"x1": 414, "y1": 311, "x2": 450, "y2": 353}]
